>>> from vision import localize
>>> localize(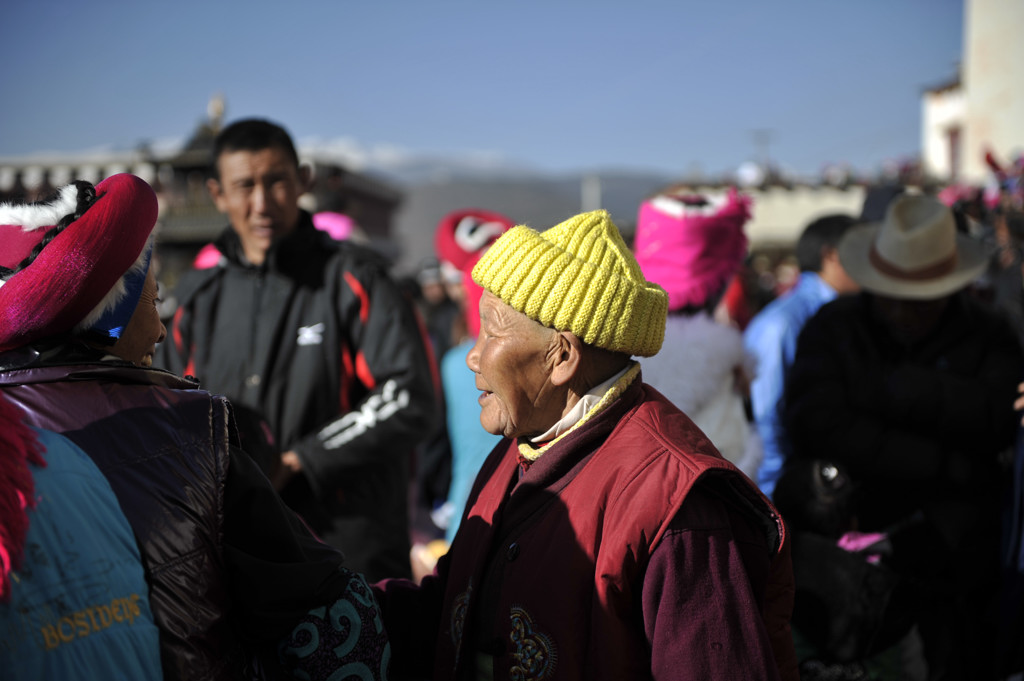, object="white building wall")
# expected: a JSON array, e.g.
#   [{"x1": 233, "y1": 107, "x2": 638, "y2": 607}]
[
  {"x1": 743, "y1": 186, "x2": 866, "y2": 248},
  {"x1": 961, "y1": 0, "x2": 1024, "y2": 182},
  {"x1": 921, "y1": 87, "x2": 965, "y2": 181}
]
